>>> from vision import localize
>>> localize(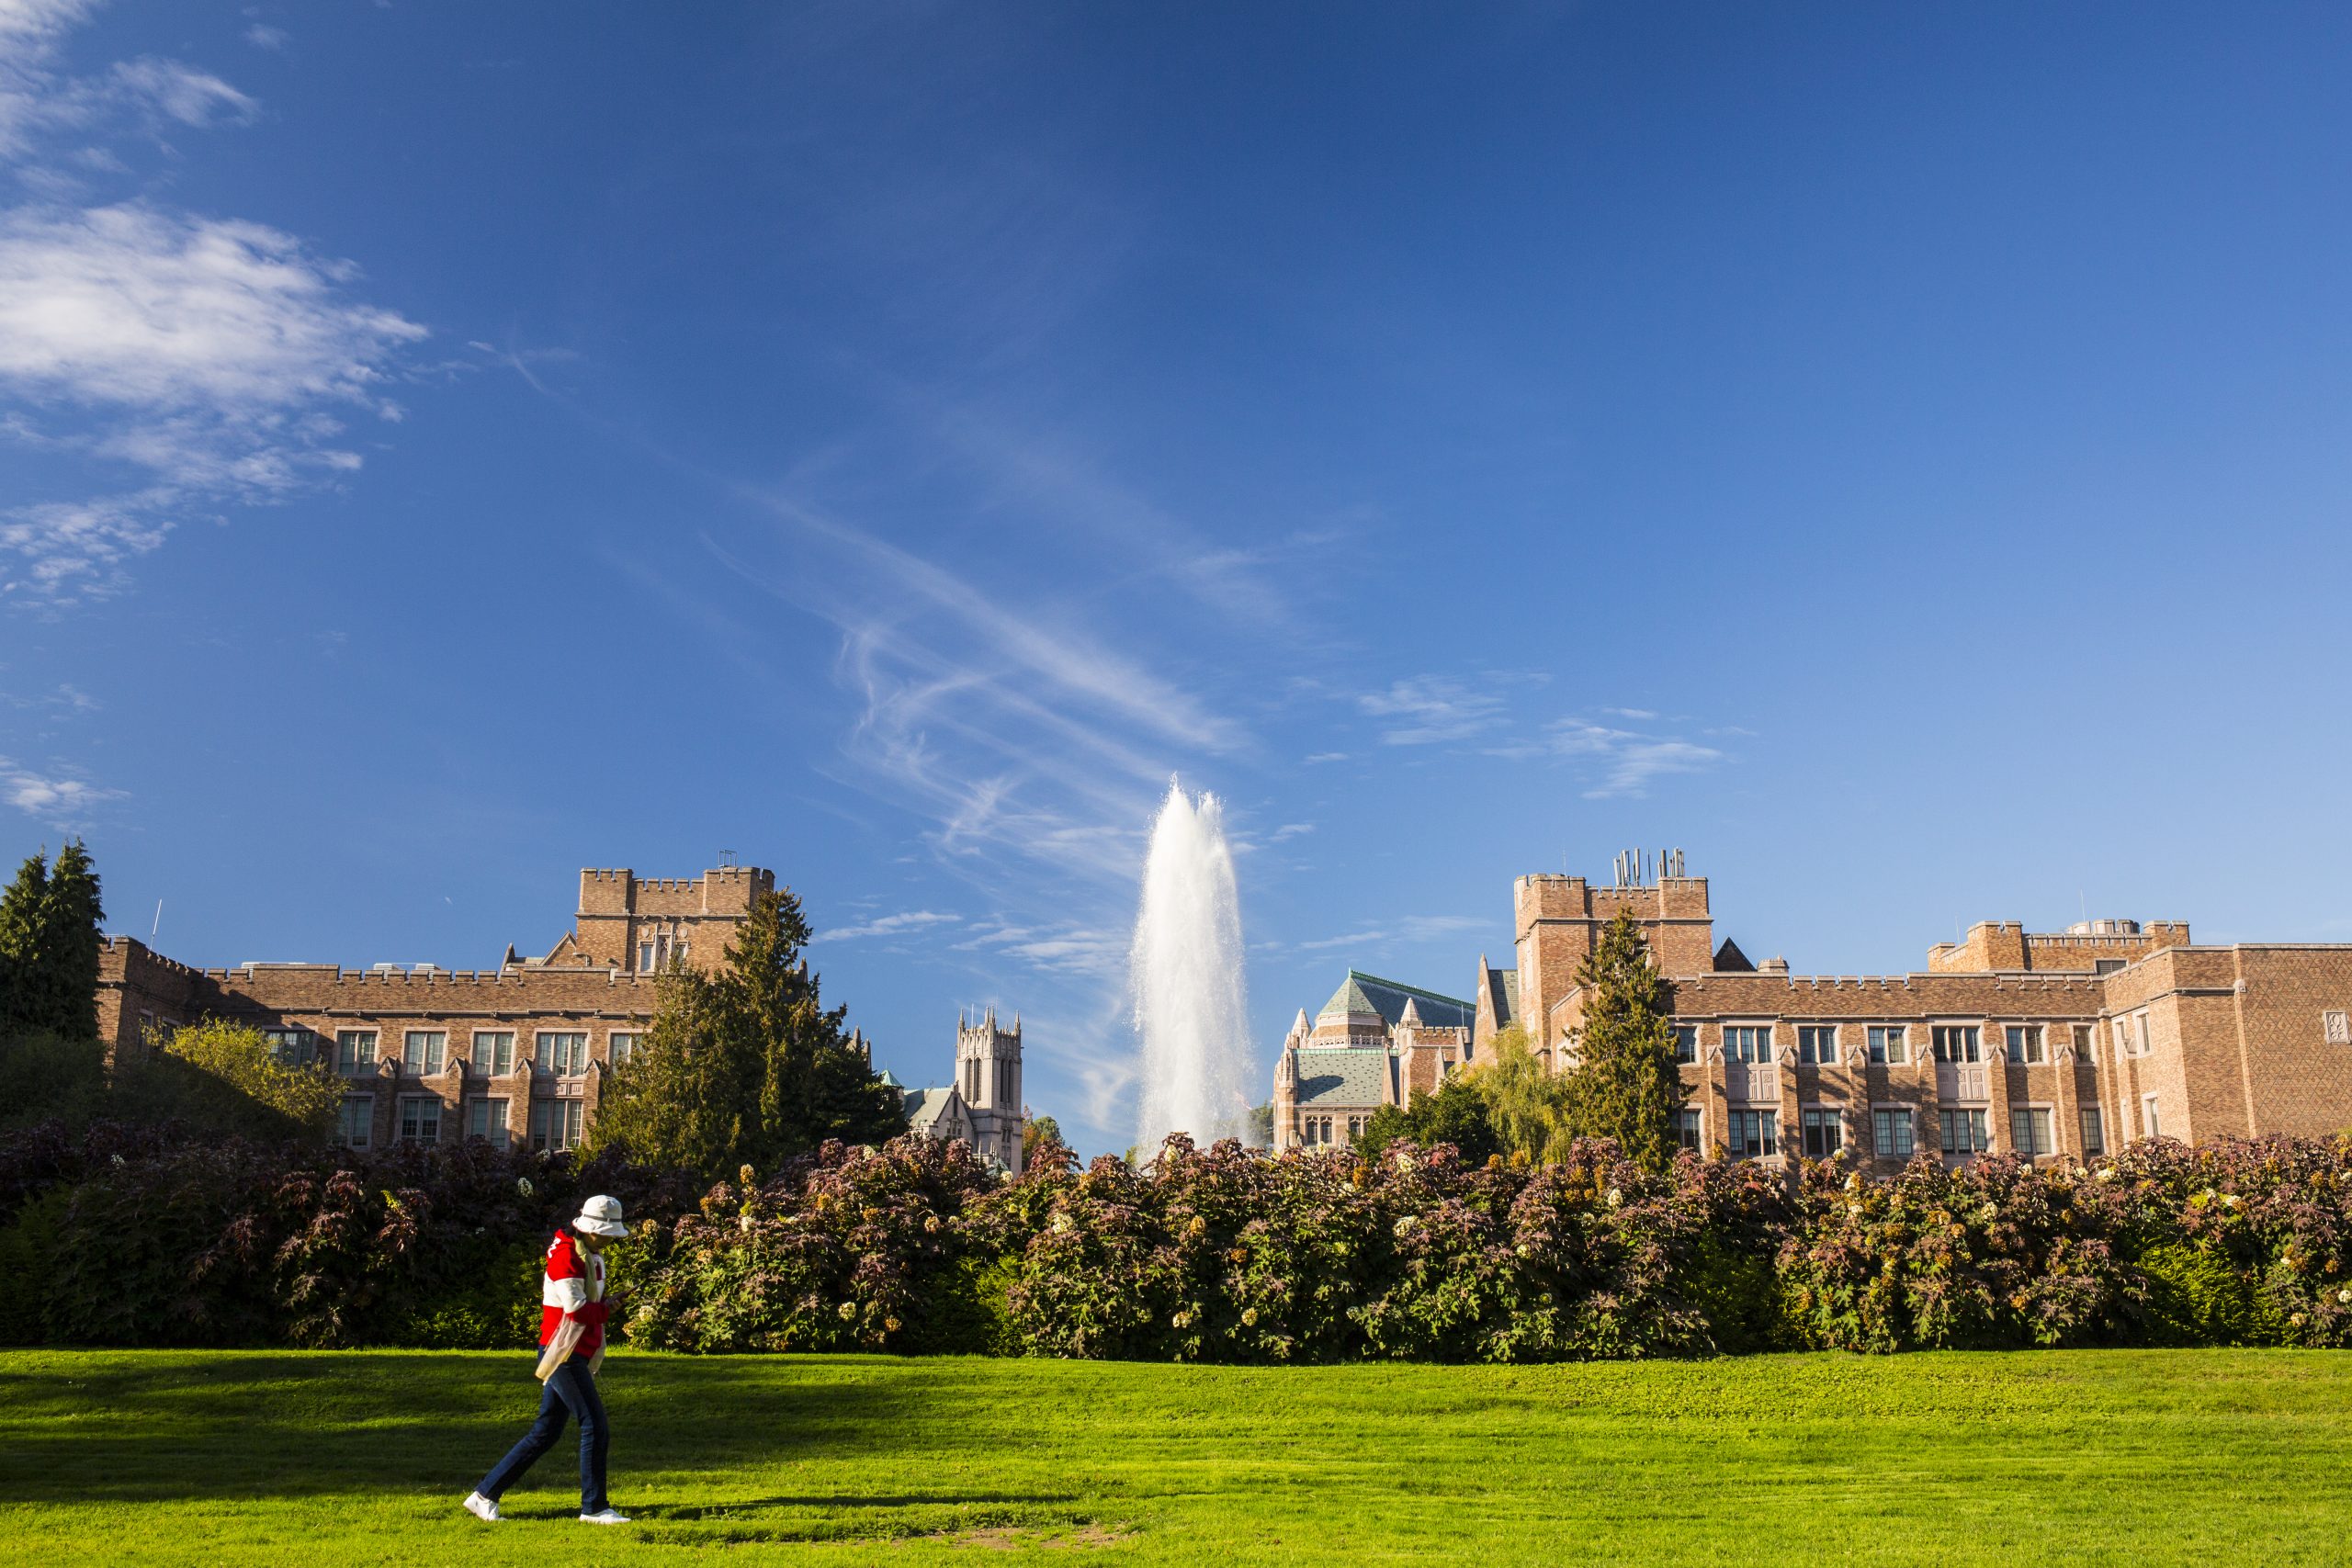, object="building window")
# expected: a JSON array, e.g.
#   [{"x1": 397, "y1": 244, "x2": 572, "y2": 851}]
[
  {"x1": 1676, "y1": 1108, "x2": 1702, "y2": 1153},
  {"x1": 1867, "y1": 1026, "x2": 1908, "y2": 1066},
  {"x1": 1872, "y1": 1107, "x2": 1916, "y2": 1158},
  {"x1": 2142, "y1": 1094, "x2": 2162, "y2": 1139},
  {"x1": 1671, "y1": 1025, "x2": 1697, "y2": 1064},
  {"x1": 1726, "y1": 1109, "x2": 1778, "y2": 1159},
  {"x1": 2074, "y1": 1023, "x2": 2096, "y2": 1062},
  {"x1": 263, "y1": 1028, "x2": 320, "y2": 1066},
  {"x1": 335, "y1": 1096, "x2": 374, "y2": 1148},
  {"x1": 1797, "y1": 1025, "x2": 1838, "y2": 1066},
  {"x1": 2009, "y1": 1107, "x2": 2052, "y2": 1158},
  {"x1": 1347, "y1": 1116, "x2": 1363, "y2": 1141},
  {"x1": 610, "y1": 1032, "x2": 639, "y2": 1067},
  {"x1": 638, "y1": 941, "x2": 655, "y2": 972},
  {"x1": 2115, "y1": 1011, "x2": 2152, "y2": 1058},
  {"x1": 403, "y1": 1031, "x2": 446, "y2": 1075},
  {"x1": 2079, "y1": 1107, "x2": 2105, "y2": 1156},
  {"x1": 1724, "y1": 1025, "x2": 1772, "y2": 1065},
  {"x1": 398, "y1": 1095, "x2": 442, "y2": 1145},
  {"x1": 1939, "y1": 1108, "x2": 1989, "y2": 1156},
  {"x1": 466, "y1": 1097, "x2": 511, "y2": 1148},
  {"x1": 2324, "y1": 1010, "x2": 2349, "y2": 1047},
  {"x1": 472, "y1": 1031, "x2": 515, "y2": 1076},
  {"x1": 530, "y1": 1098, "x2": 584, "y2": 1152},
  {"x1": 1931, "y1": 1025, "x2": 1981, "y2": 1064},
  {"x1": 336, "y1": 1030, "x2": 378, "y2": 1075},
  {"x1": 2006, "y1": 1025, "x2": 2045, "y2": 1065},
  {"x1": 537, "y1": 1031, "x2": 589, "y2": 1076},
  {"x1": 1801, "y1": 1106, "x2": 1843, "y2": 1158}
]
